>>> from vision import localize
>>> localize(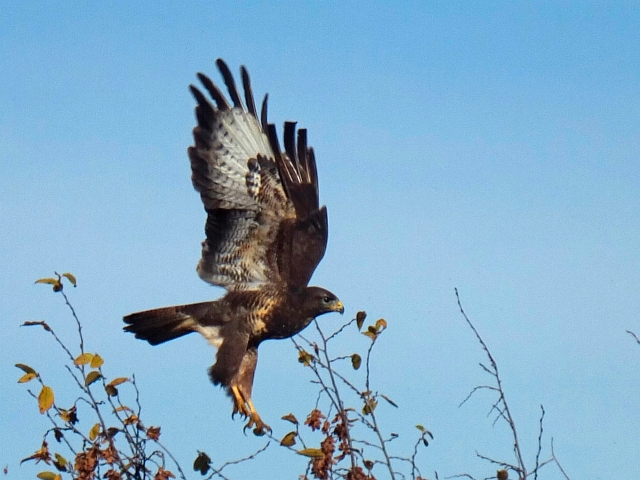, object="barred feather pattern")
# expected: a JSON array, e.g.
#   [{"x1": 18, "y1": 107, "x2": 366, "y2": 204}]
[{"x1": 189, "y1": 72, "x2": 295, "y2": 290}]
